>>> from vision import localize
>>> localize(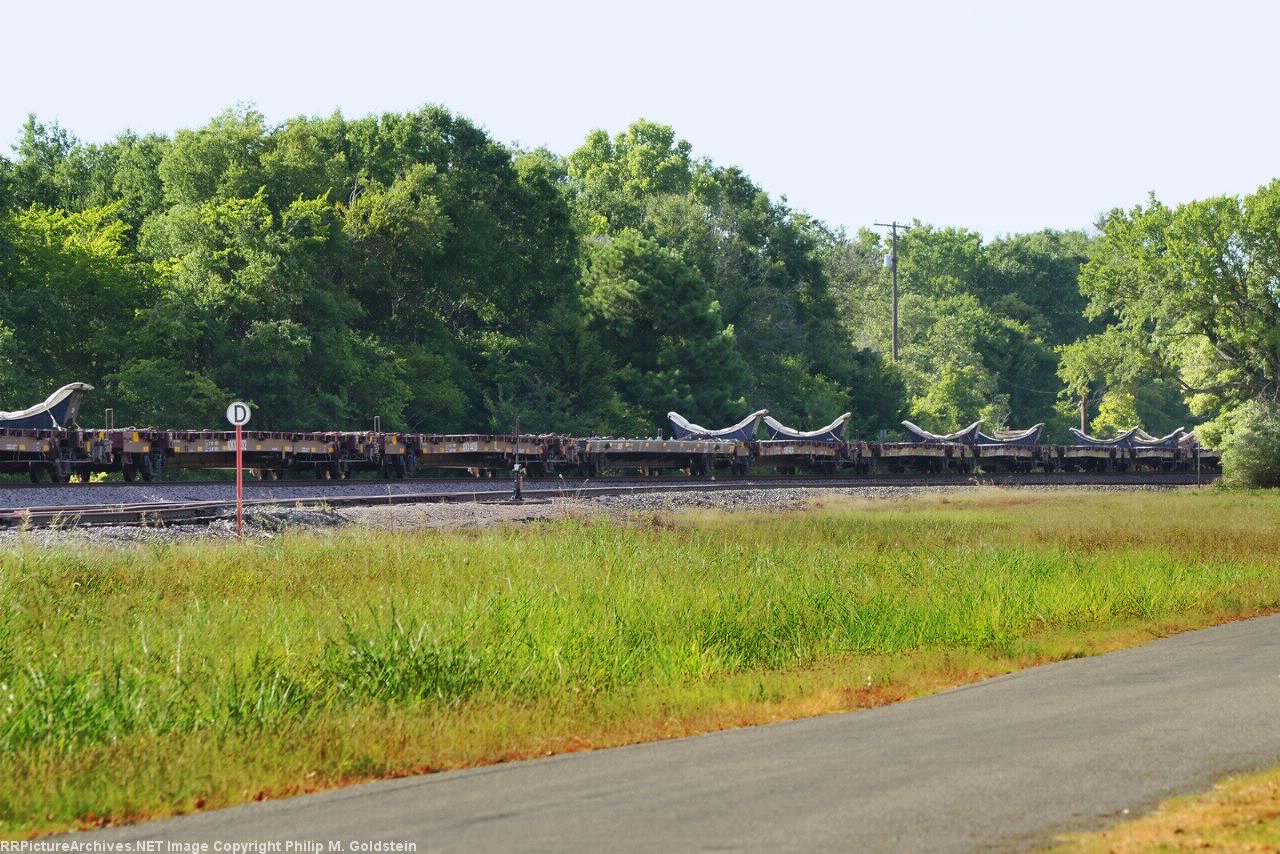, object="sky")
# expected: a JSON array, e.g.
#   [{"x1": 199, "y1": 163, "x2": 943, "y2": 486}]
[{"x1": 4, "y1": 0, "x2": 1277, "y2": 238}]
